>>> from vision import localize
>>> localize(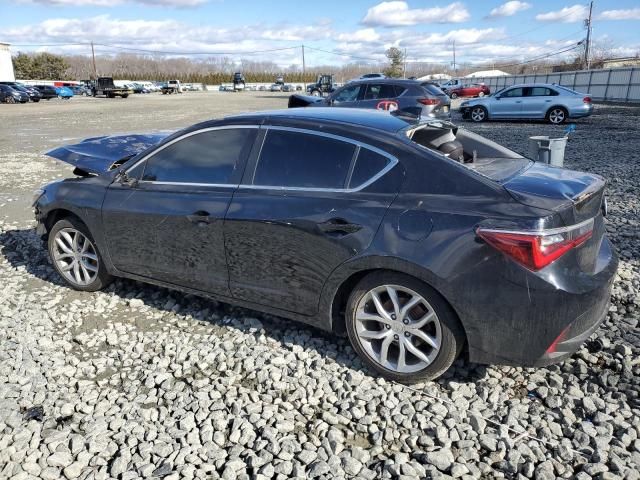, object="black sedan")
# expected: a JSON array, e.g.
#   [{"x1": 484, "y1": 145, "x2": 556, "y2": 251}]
[
  {"x1": 0, "y1": 84, "x2": 29, "y2": 103},
  {"x1": 0, "y1": 82, "x2": 42, "y2": 102},
  {"x1": 33, "y1": 85, "x2": 58, "y2": 100},
  {"x1": 34, "y1": 108, "x2": 617, "y2": 382}
]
